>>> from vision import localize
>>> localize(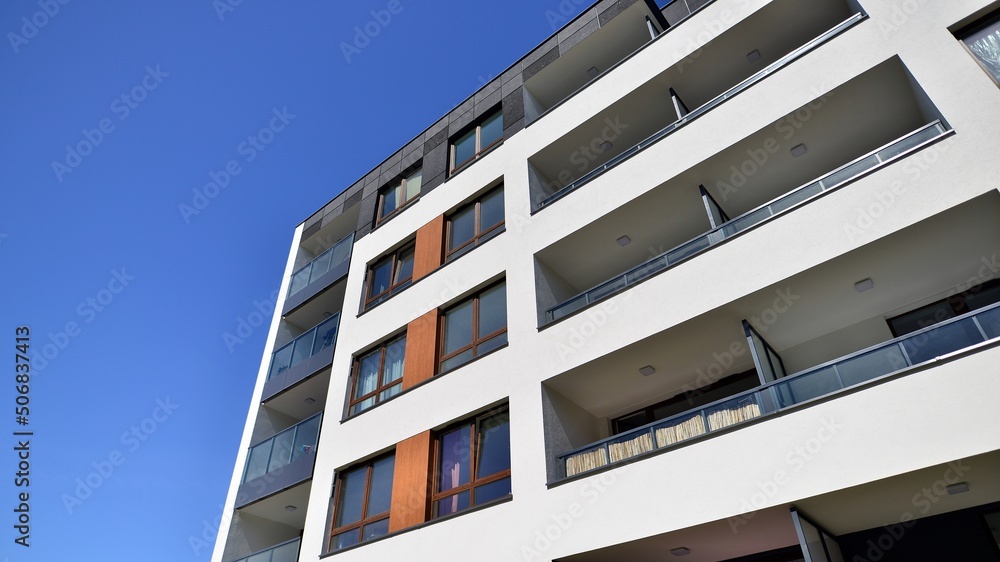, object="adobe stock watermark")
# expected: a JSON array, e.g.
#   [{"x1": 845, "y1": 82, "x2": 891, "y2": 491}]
[
  {"x1": 520, "y1": 464, "x2": 630, "y2": 560},
  {"x1": 340, "y1": 0, "x2": 407, "y2": 63},
  {"x1": 842, "y1": 140, "x2": 950, "y2": 244},
  {"x1": 7, "y1": 0, "x2": 71, "y2": 54},
  {"x1": 61, "y1": 397, "x2": 180, "y2": 514},
  {"x1": 876, "y1": 0, "x2": 932, "y2": 39},
  {"x1": 851, "y1": 460, "x2": 971, "y2": 561},
  {"x1": 188, "y1": 504, "x2": 225, "y2": 558},
  {"x1": 178, "y1": 107, "x2": 296, "y2": 223},
  {"x1": 555, "y1": 291, "x2": 636, "y2": 360},
  {"x1": 717, "y1": 84, "x2": 835, "y2": 203},
  {"x1": 29, "y1": 268, "x2": 136, "y2": 373},
  {"x1": 213, "y1": 0, "x2": 248, "y2": 22},
  {"x1": 540, "y1": 115, "x2": 630, "y2": 195},
  {"x1": 50, "y1": 65, "x2": 170, "y2": 183},
  {"x1": 727, "y1": 417, "x2": 843, "y2": 533},
  {"x1": 679, "y1": 287, "x2": 800, "y2": 403},
  {"x1": 543, "y1": 0, "x2": 589, "y2": 30},
  {"x1": 223, "y1": 289, "x2": 279, "y2": 353}
]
